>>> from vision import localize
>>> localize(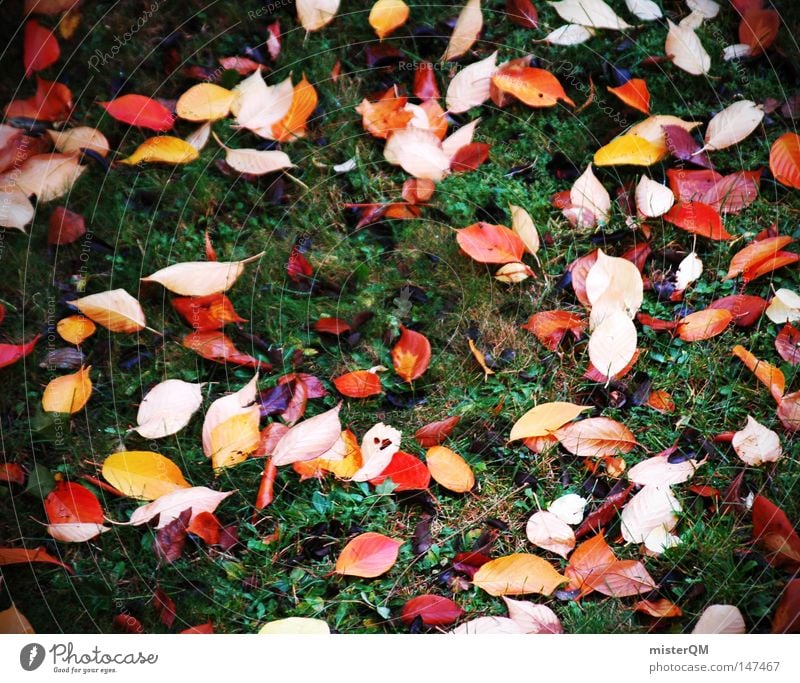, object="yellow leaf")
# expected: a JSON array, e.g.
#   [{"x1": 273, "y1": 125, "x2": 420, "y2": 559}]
[
  {"x1": 509, "y1": 402, "x2": 591, "y2": 441},
  {"x1": 258, "y1": 617, "x2": 330, "y2": 634},
  {"x1": 42, "y1": 365, "x2": 92, "y2": 414},
  {"x1": 209, "y1": 410, "x2": 261, "y2": 470},
  {"x1": 68, "y1": 289, "x2": 146, "y2": 333},
  {"x1": 472, "y1": 553, "x2": 567, "y2": 596},
  {"x1": 369, "y1": 0, "x2": 409, "y2": 40},
  {"x1": 102, "y1": 451, "x2": 191, "y2": 501},
  {"x1": 56, "y1": 315, "x2": 96, "y2": 344},
  {"x1": 176, "y1": 83, "x2": 236, "y2": 122},
  {"x1": 271, "y1": 76, "x2": 318, "y2": 142},
  {"x1": 443, "y1": 0, "x2": 483, "y2": 61},
  {"x1": 593, "y1": 134, "x2": 666, "y2": 166},
  {"x1": 121, "y1": 136, "x2": 199, "y2": 165}
]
